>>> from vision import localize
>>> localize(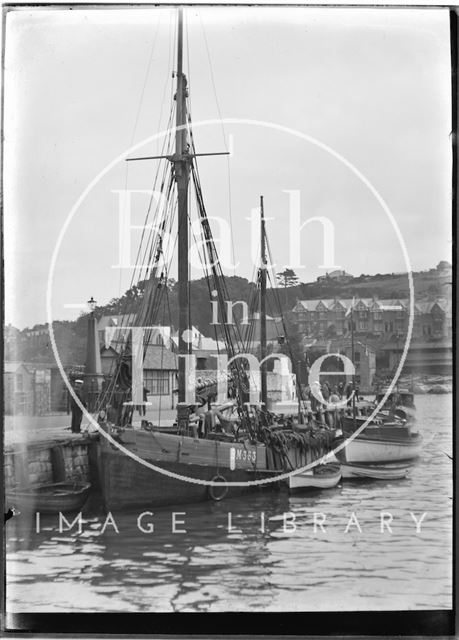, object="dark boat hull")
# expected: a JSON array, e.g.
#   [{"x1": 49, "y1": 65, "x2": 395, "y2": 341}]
[
  {"x1": 96, "y1": 423, "x2": 337, "y2": 510},
  {"x1": 99, "y1": 449, "x2": 268, "y2": 510},
  {"x1": 6, "y1": 482, "x2": 91, "y2": 514},
  {"x1": 97, "y1": 427, "x2": 277, "y2": 510}
]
